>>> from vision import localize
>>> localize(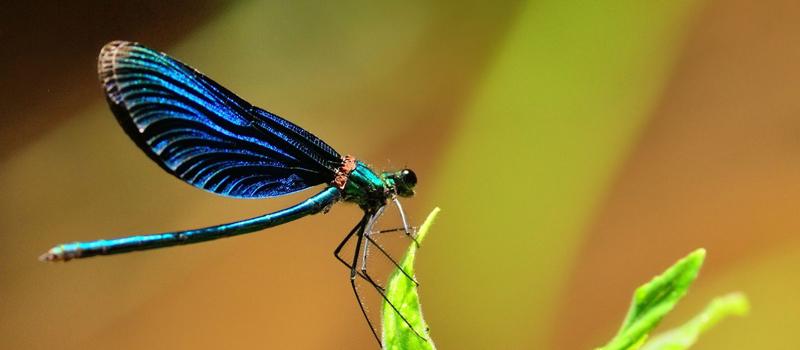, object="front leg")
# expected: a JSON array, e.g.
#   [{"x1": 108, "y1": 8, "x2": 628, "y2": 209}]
[
  {"x1": 333, "y1": 214, "x2": 367, "y2": 273},
  {"x1": 343, "y1": 213, "x2": 382, "y2": 347},
  {"x1": 334, "y1": 210, "x2": 425, "y2": 346}
]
